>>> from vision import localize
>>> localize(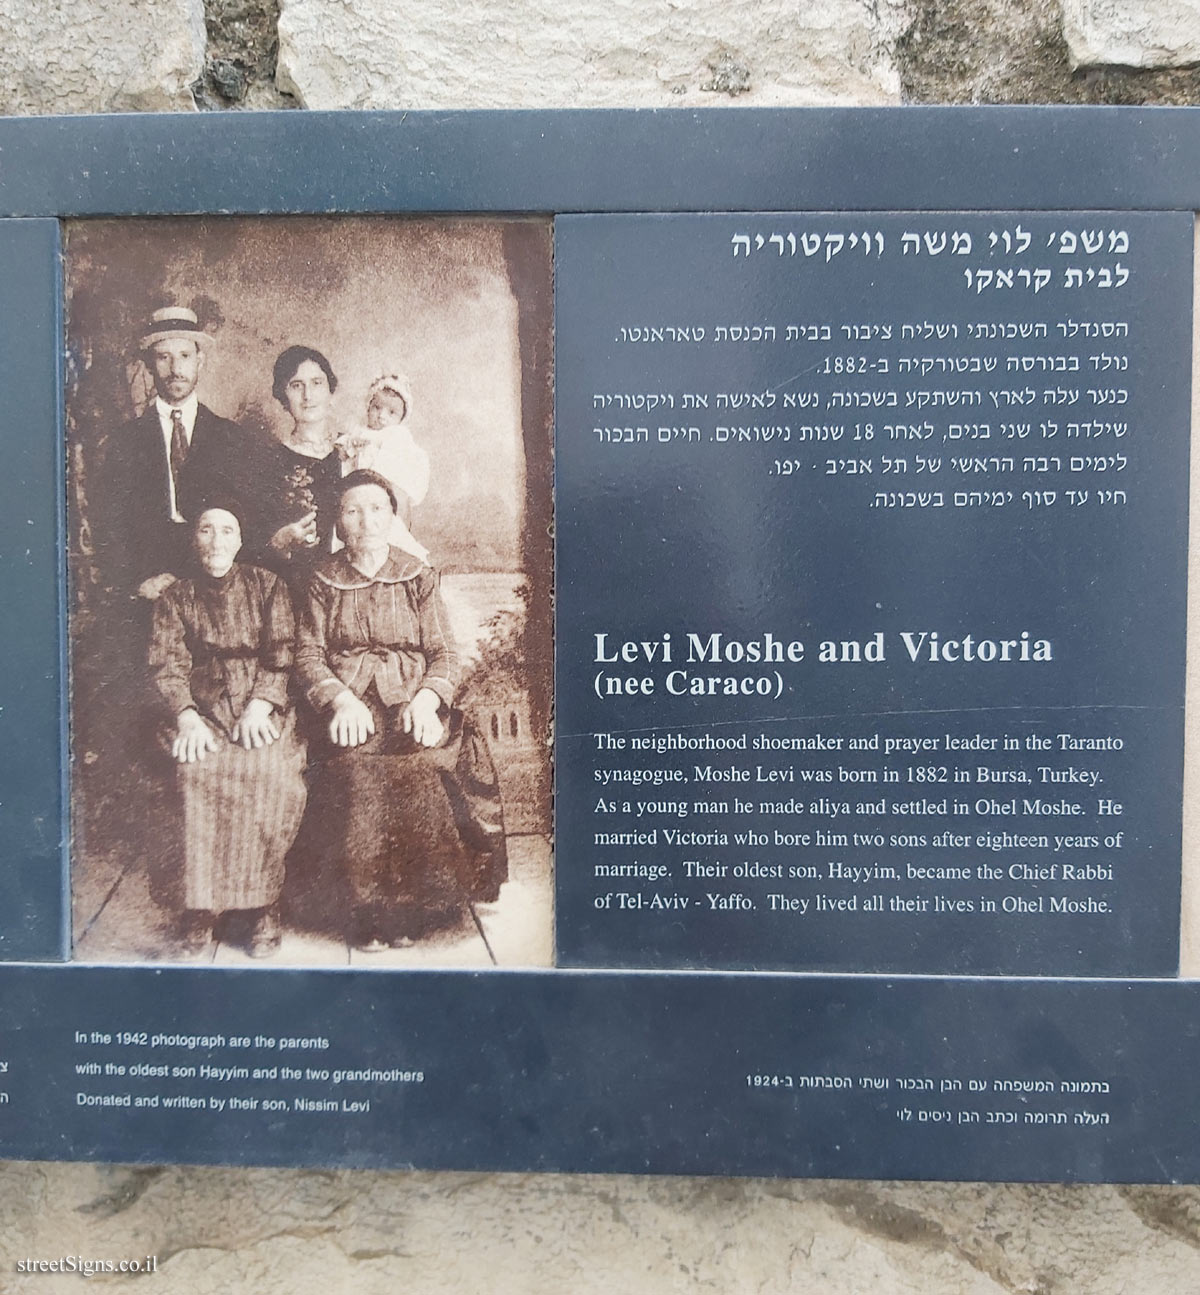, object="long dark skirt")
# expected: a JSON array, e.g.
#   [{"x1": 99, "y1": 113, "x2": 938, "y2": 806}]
[
  {"x1": 171, "y1": 710, "x2": 307, "y2": 912},
  {"x1": 308, "y1": 696, "x2": 507, "y2": 914}
]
